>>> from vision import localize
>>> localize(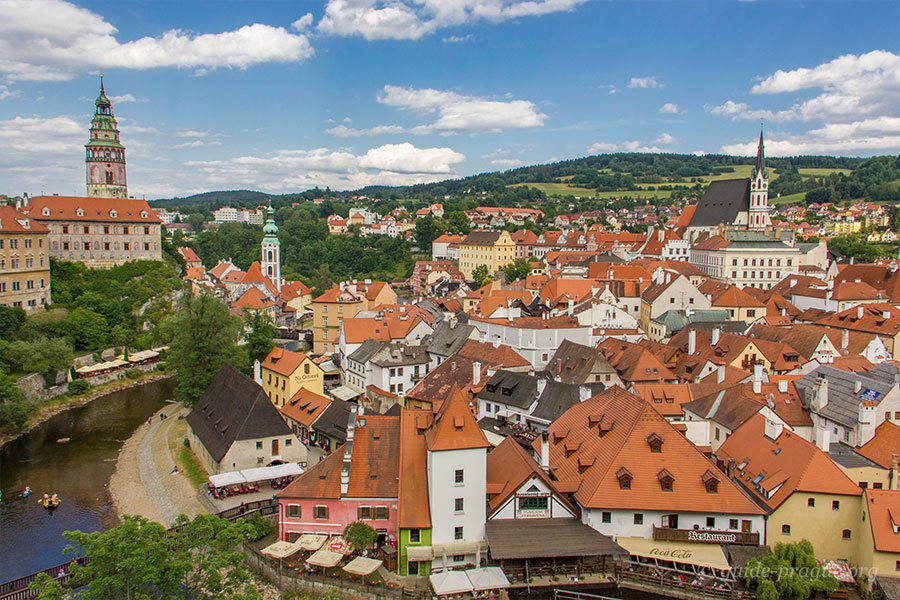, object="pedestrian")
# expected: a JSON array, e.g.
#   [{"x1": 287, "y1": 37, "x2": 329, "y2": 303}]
[
  {"x1": 148, "y1": 416, "x2": 152, "y2": 425},
  {"x1": 57, "y1": 569, "x2": 64, "y2": 578}
]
